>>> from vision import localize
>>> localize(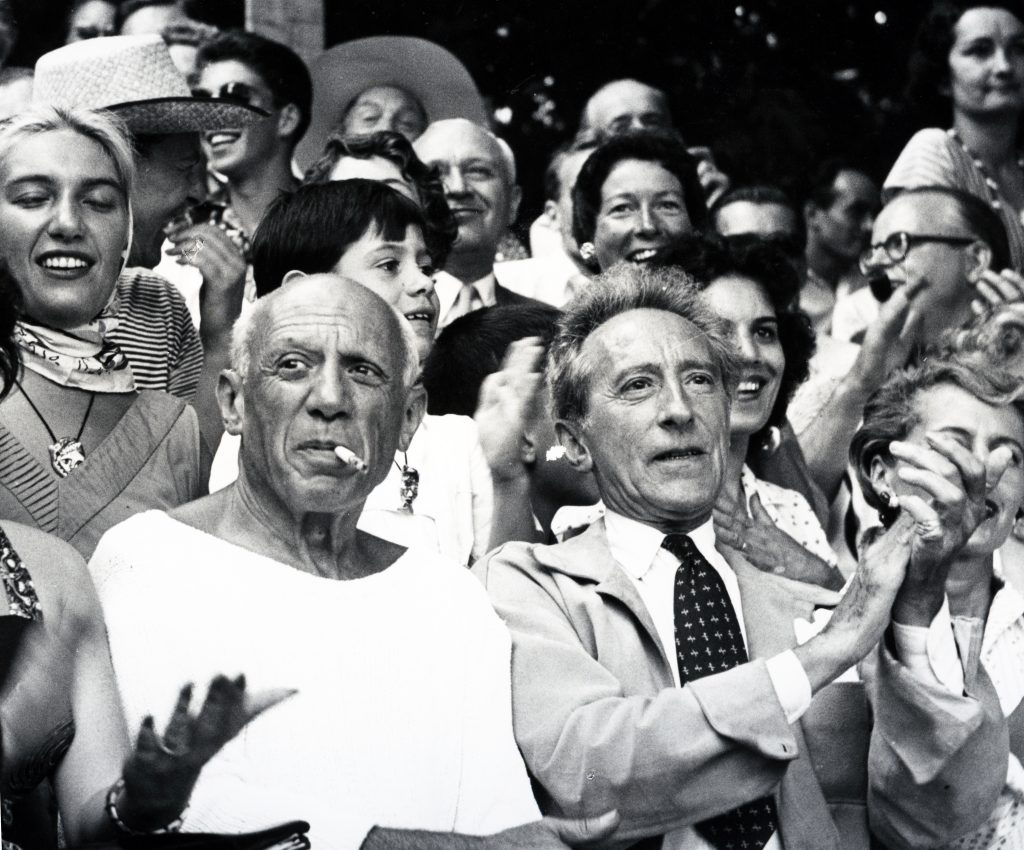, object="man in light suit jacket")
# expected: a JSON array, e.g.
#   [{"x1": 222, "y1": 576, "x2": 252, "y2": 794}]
[{"x1": 474, "y1": 262, "x2": 1006, "y2": 850}]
